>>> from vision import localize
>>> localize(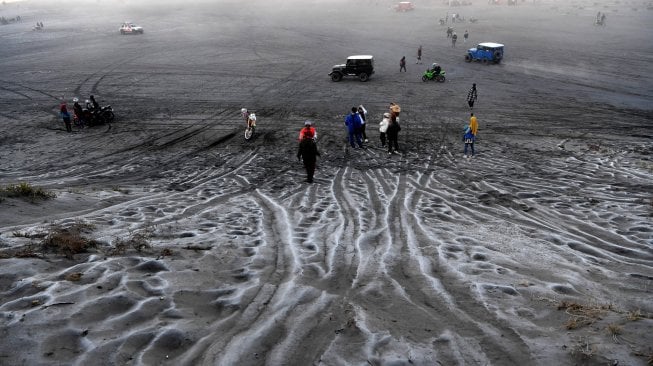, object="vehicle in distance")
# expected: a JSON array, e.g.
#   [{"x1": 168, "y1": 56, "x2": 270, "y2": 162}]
[
  {"x1": 329, "y1": 55, "x2": 375, "y2": 82},
  {"x1": 464, "y1": 42, "x2": 504, "y2": 64},
  {"x1": 395, "y1": 2, "x2": 415, "y2": 11},
  {"x1": 120, "y1": 22, "x2": 144, "y2": 35}
]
